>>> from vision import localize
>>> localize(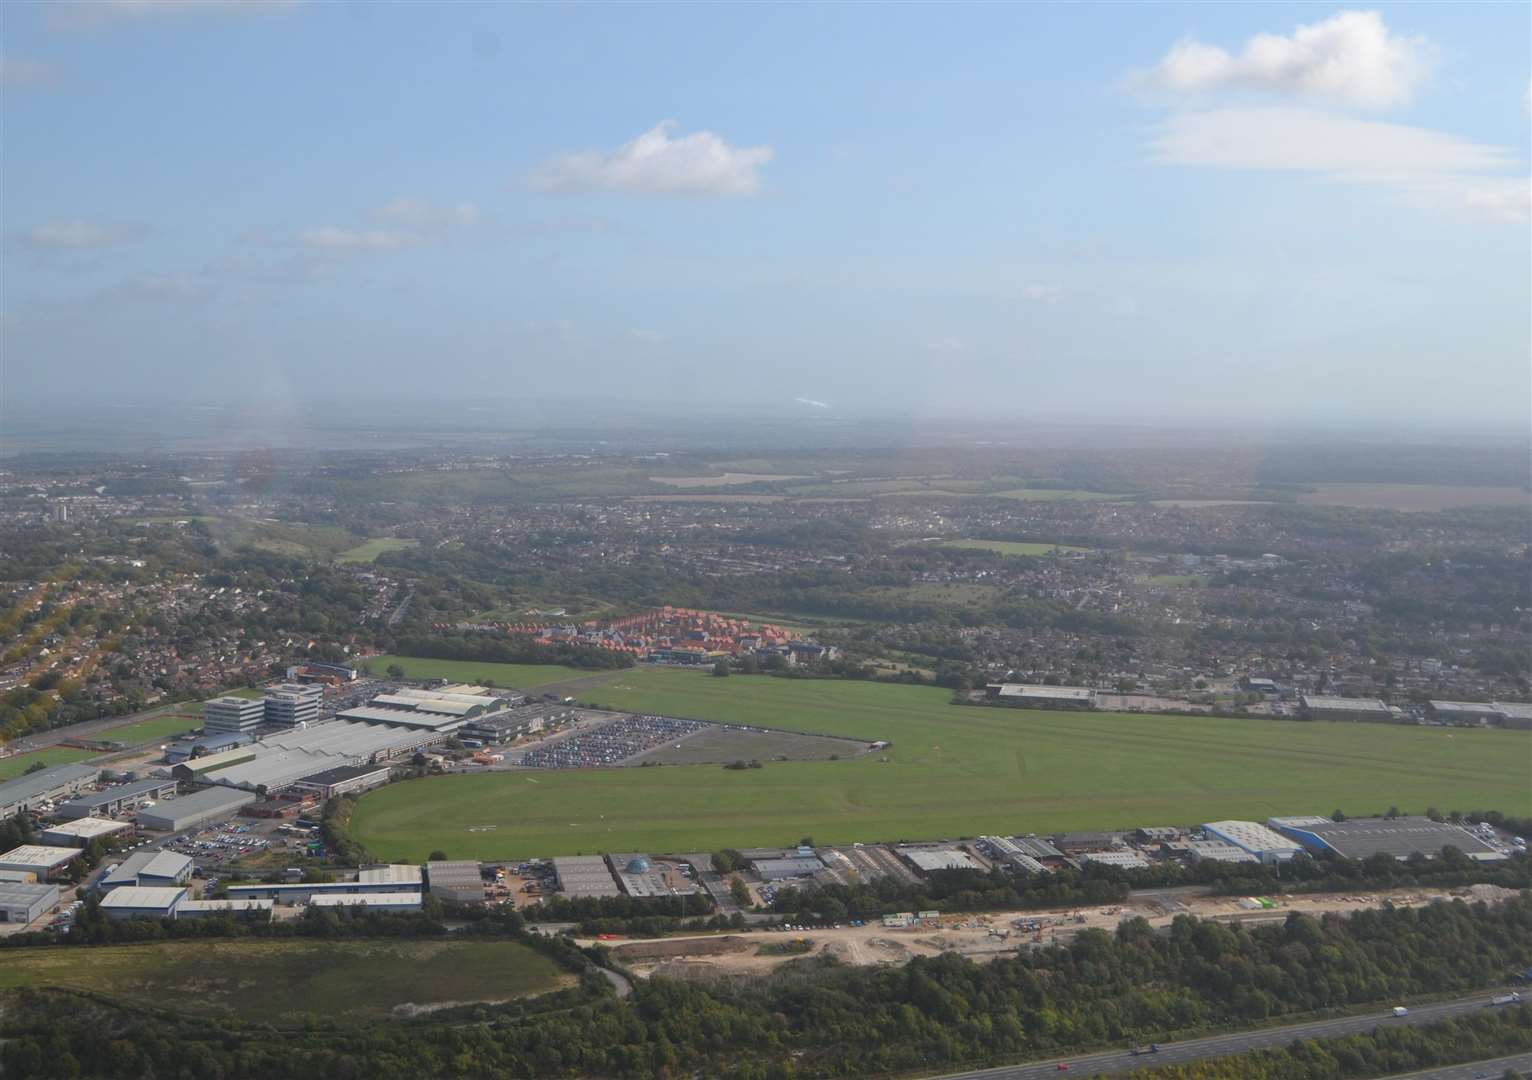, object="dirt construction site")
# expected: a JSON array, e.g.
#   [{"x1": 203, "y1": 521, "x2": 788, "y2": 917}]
[{"x1": 587, "y1": 883, "x2": 1521, "y2": 981}]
